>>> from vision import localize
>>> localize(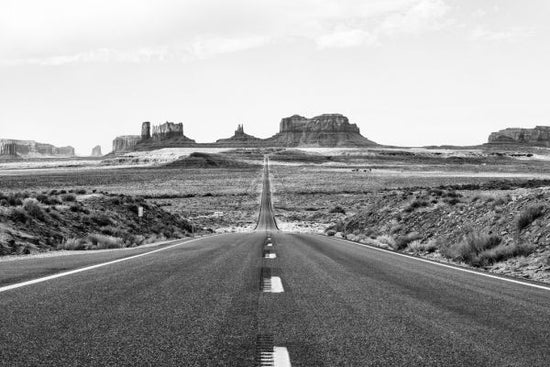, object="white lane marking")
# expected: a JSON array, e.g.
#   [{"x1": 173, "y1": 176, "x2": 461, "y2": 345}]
[
  {"x1": 323, "y1": 235, "x2": 550, "y2": 291},
  {"x1": 262, "y1": 276, "x2": 284, "y2": 293},
  {"x1": 264, "y1": 253, "x2": 277, "y2": 259},
  {"x1": 273, "y1": 347, "x2": 291, "y2": 367},
  {"x1": 266, "y1": 243, "x2": 273, "y2": 247},
  {"x1": 258, "y1": 347, "x2": 291, "y2": 367},
  {"x1": 0, "y1": 235, "x2": 221, "y2": 293}
]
